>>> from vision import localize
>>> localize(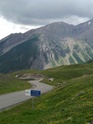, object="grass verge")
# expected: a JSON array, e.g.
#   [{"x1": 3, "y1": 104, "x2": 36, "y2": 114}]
[{"x1": 0, "y1": 74, "x2": 31, "y2": 95}]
